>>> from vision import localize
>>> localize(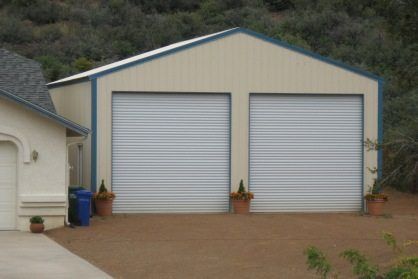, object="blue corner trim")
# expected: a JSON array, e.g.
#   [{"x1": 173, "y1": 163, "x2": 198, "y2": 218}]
[
  {"x1": 377, "y1": 80, "x2": 384, "y2": 178},
  {"x1": 80, "y1": 27, "x2": 382, "y2": 82},
  {"x1": 0, "y1": 88, "x2": 90, "y2": 136},
  {"x1": 361, "y1": 94, "x2": 365, "y2": 211},
  {"x1": 91, "y1": 79, "x2": 97, "y2": 192}
]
